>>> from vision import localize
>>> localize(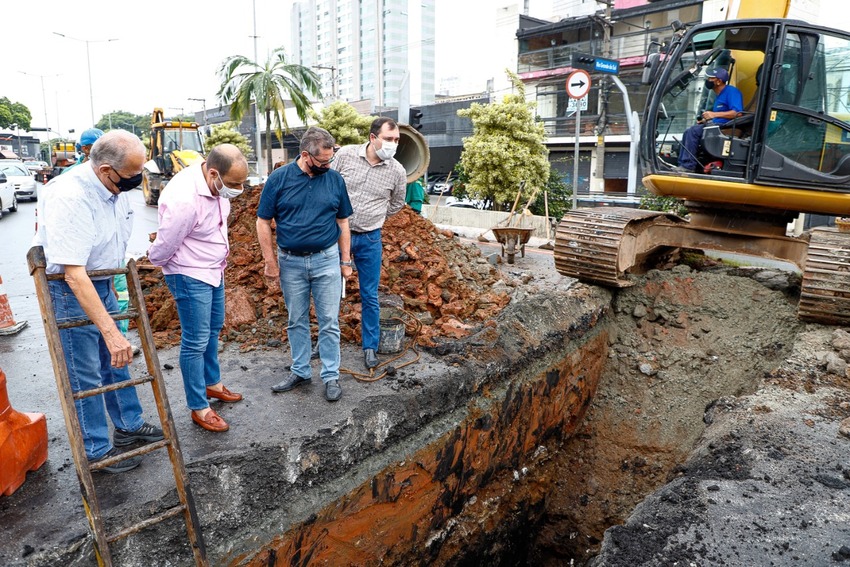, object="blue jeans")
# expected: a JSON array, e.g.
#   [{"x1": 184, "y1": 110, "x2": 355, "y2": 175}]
[
  {"x1": 279, "y1": 245, "x2": 341, "y2": 383},
  {"x1": 678, "y1": 123, "x2": 705, "y2": 170},
  {"x1": 164, "y1": 274, "x2": 225, "y2": 411},
  {"x1": 351, "y1": 229, "x2": 382, "y2": 351},
  {"x1": 49, "y1": 279, "x2": 145, "y2": 460}
]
